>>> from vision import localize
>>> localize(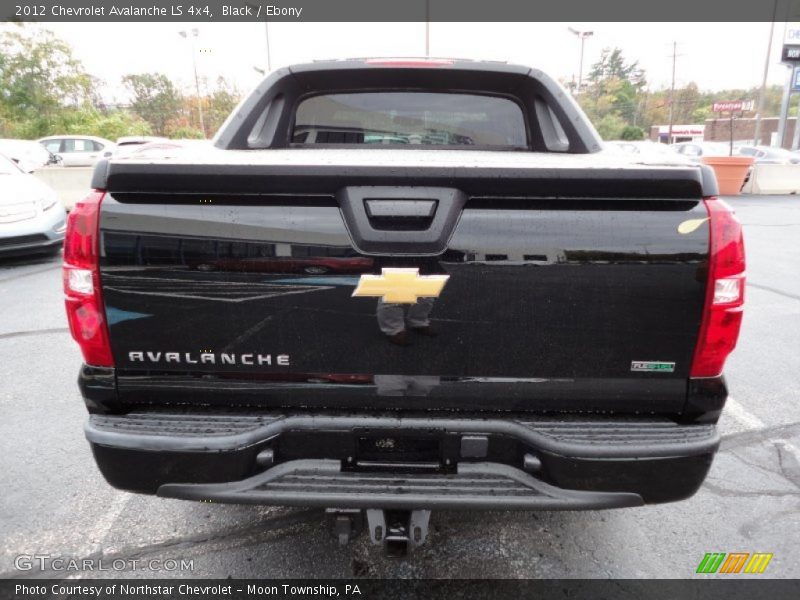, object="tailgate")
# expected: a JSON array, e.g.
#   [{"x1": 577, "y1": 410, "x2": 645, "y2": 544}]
[{"x1": 97, "y1": 153, "x2": 709, "y2": 413}]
